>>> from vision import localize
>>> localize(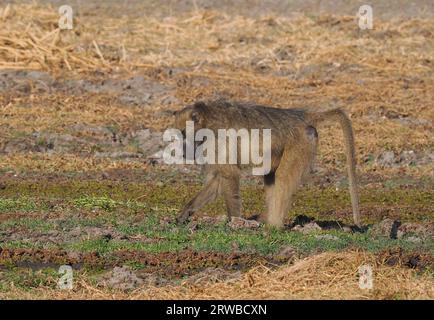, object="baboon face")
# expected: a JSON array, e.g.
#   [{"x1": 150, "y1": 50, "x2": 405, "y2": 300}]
[
  {"x1": 173, "y1": 105, "x2": 205, "y2": 160},
  {"x1": 173, "y1": 105, "x2": 204, "y2": 136}
]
